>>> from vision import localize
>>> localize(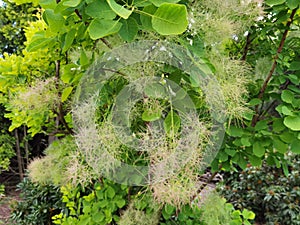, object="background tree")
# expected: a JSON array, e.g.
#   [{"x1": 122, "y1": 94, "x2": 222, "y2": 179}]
[{"x1": 0, "y1": 0, "x2": 37, "y2": 55}]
